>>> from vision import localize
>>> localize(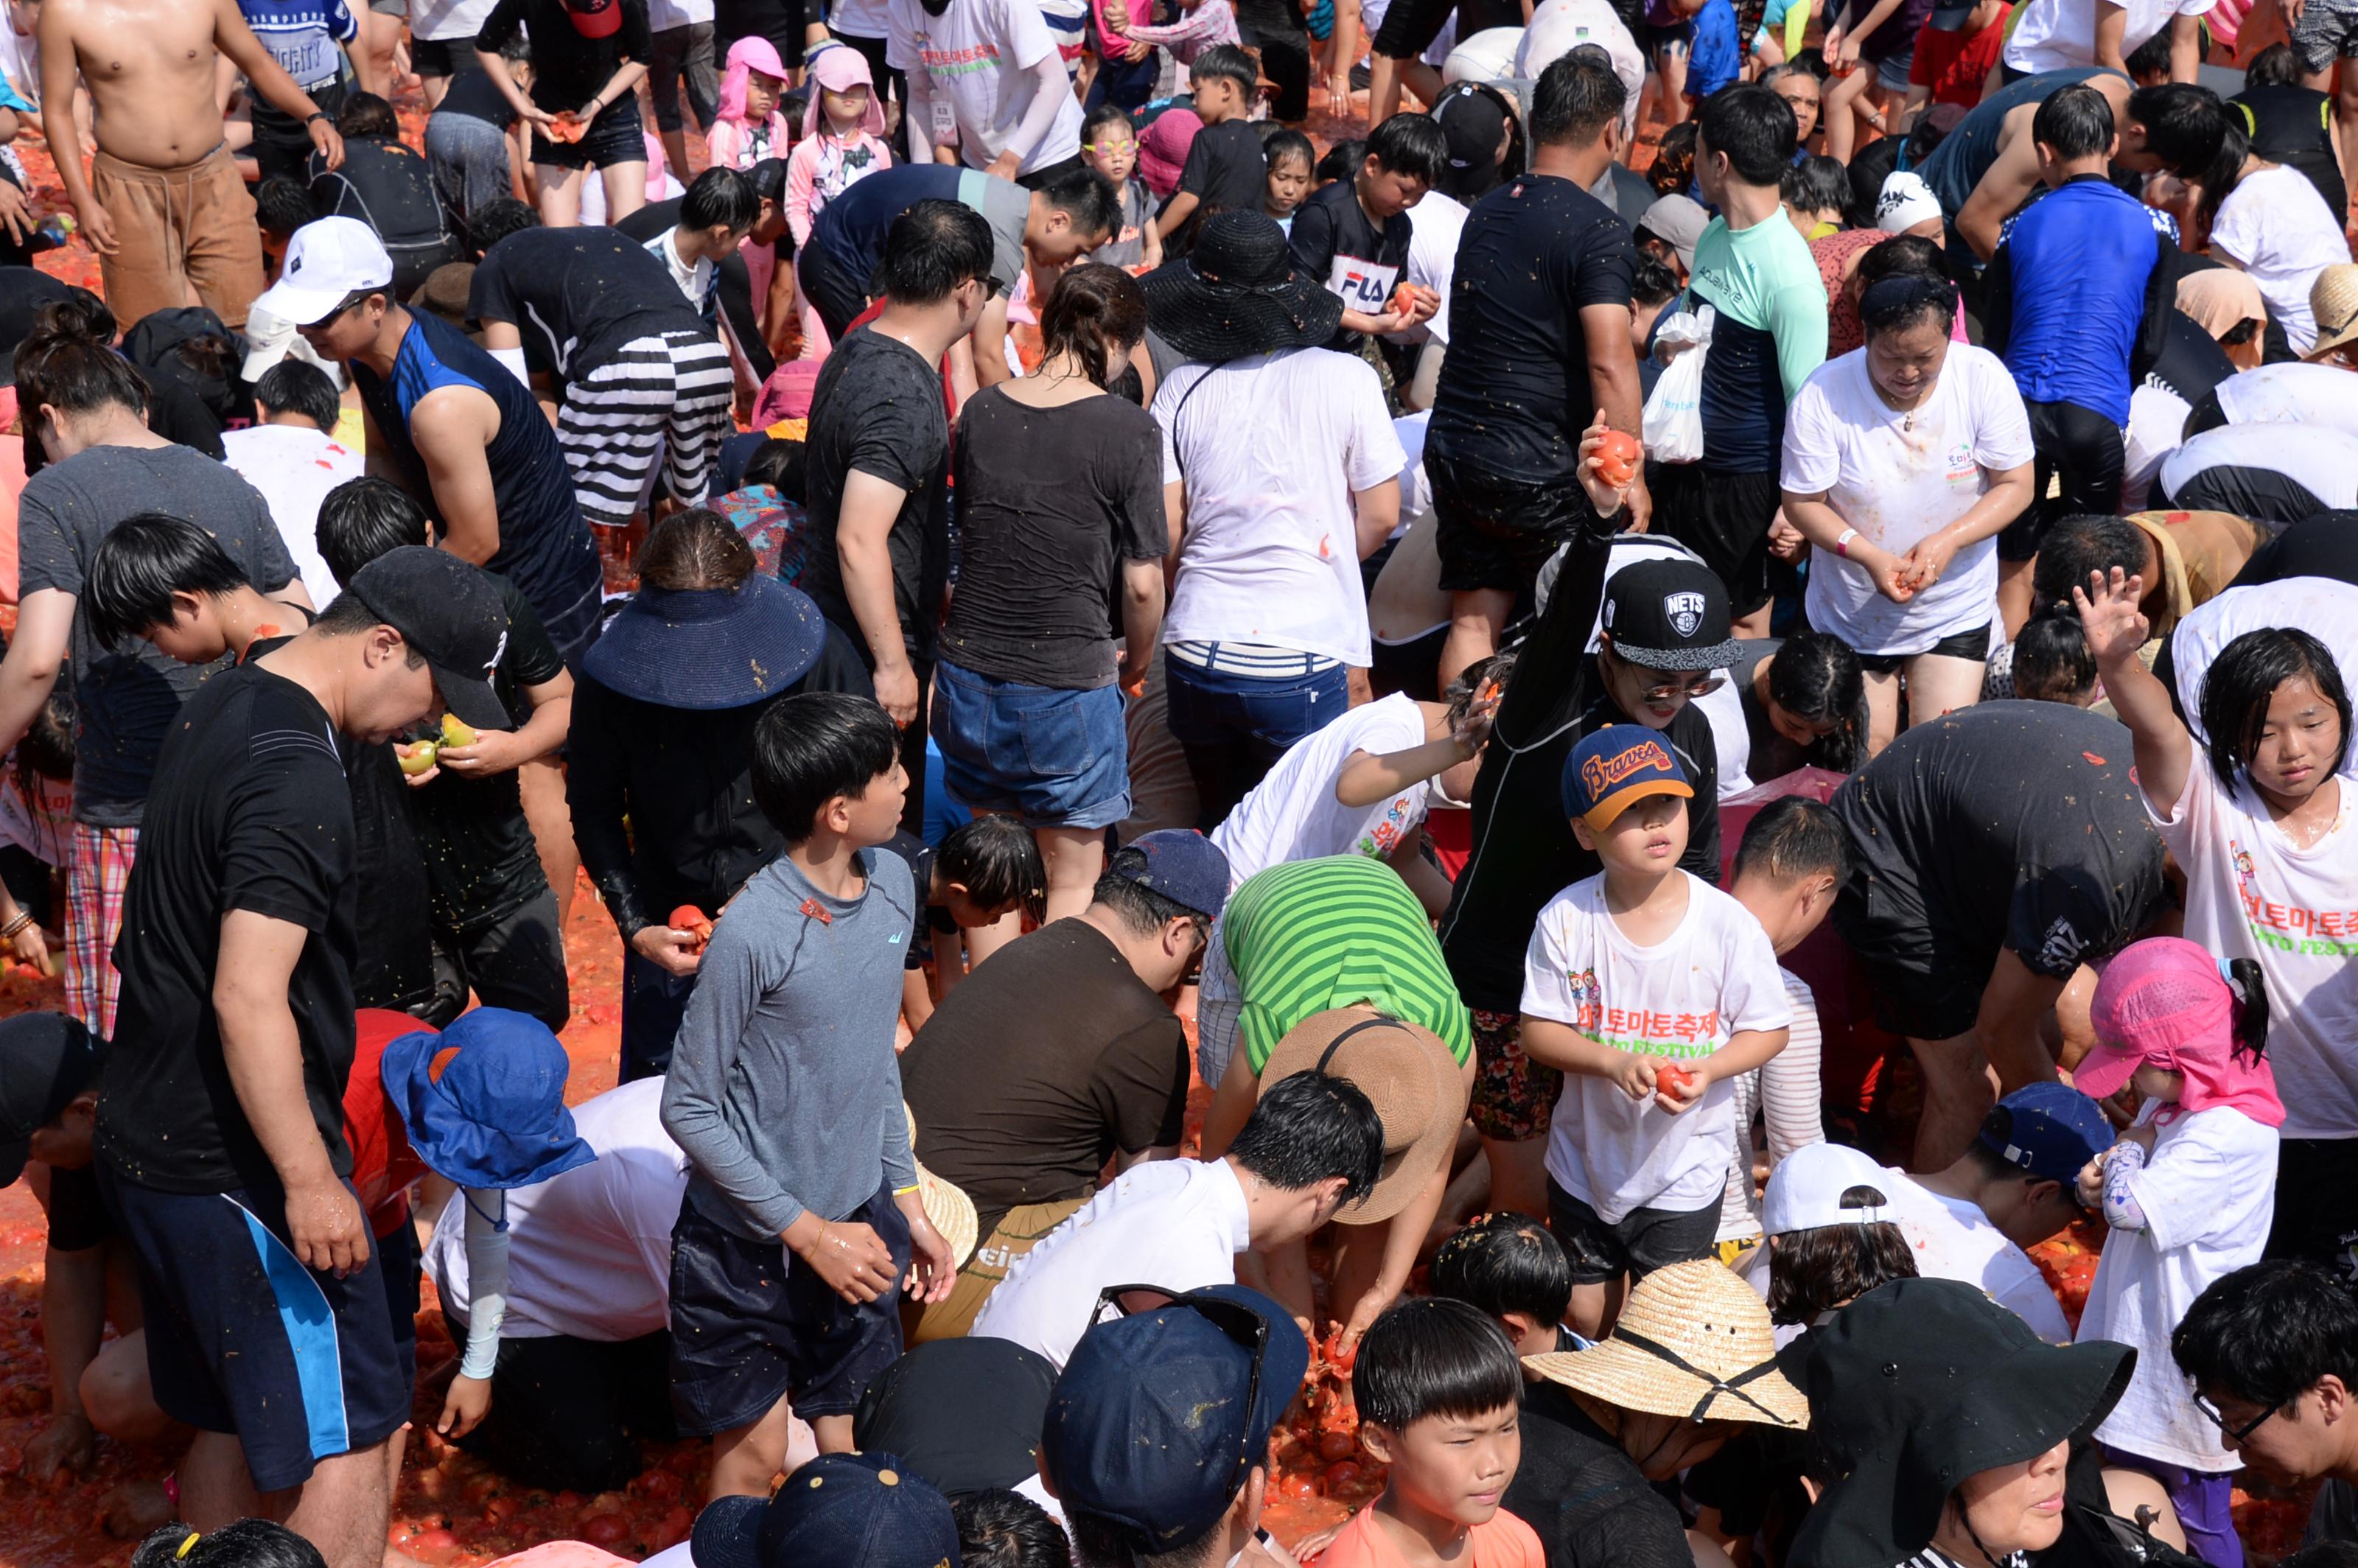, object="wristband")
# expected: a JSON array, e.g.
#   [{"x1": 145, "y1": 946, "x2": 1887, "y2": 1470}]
[
  {"x1": 894, "y1": 1183, "x2": 921, "y2": 1197},
  {"x1": 304, "y1": 111, "x2": 329, "y2": 126},
  {"x1": 1835, "y1": 527, "x2": 1857, "y2": 559}
]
